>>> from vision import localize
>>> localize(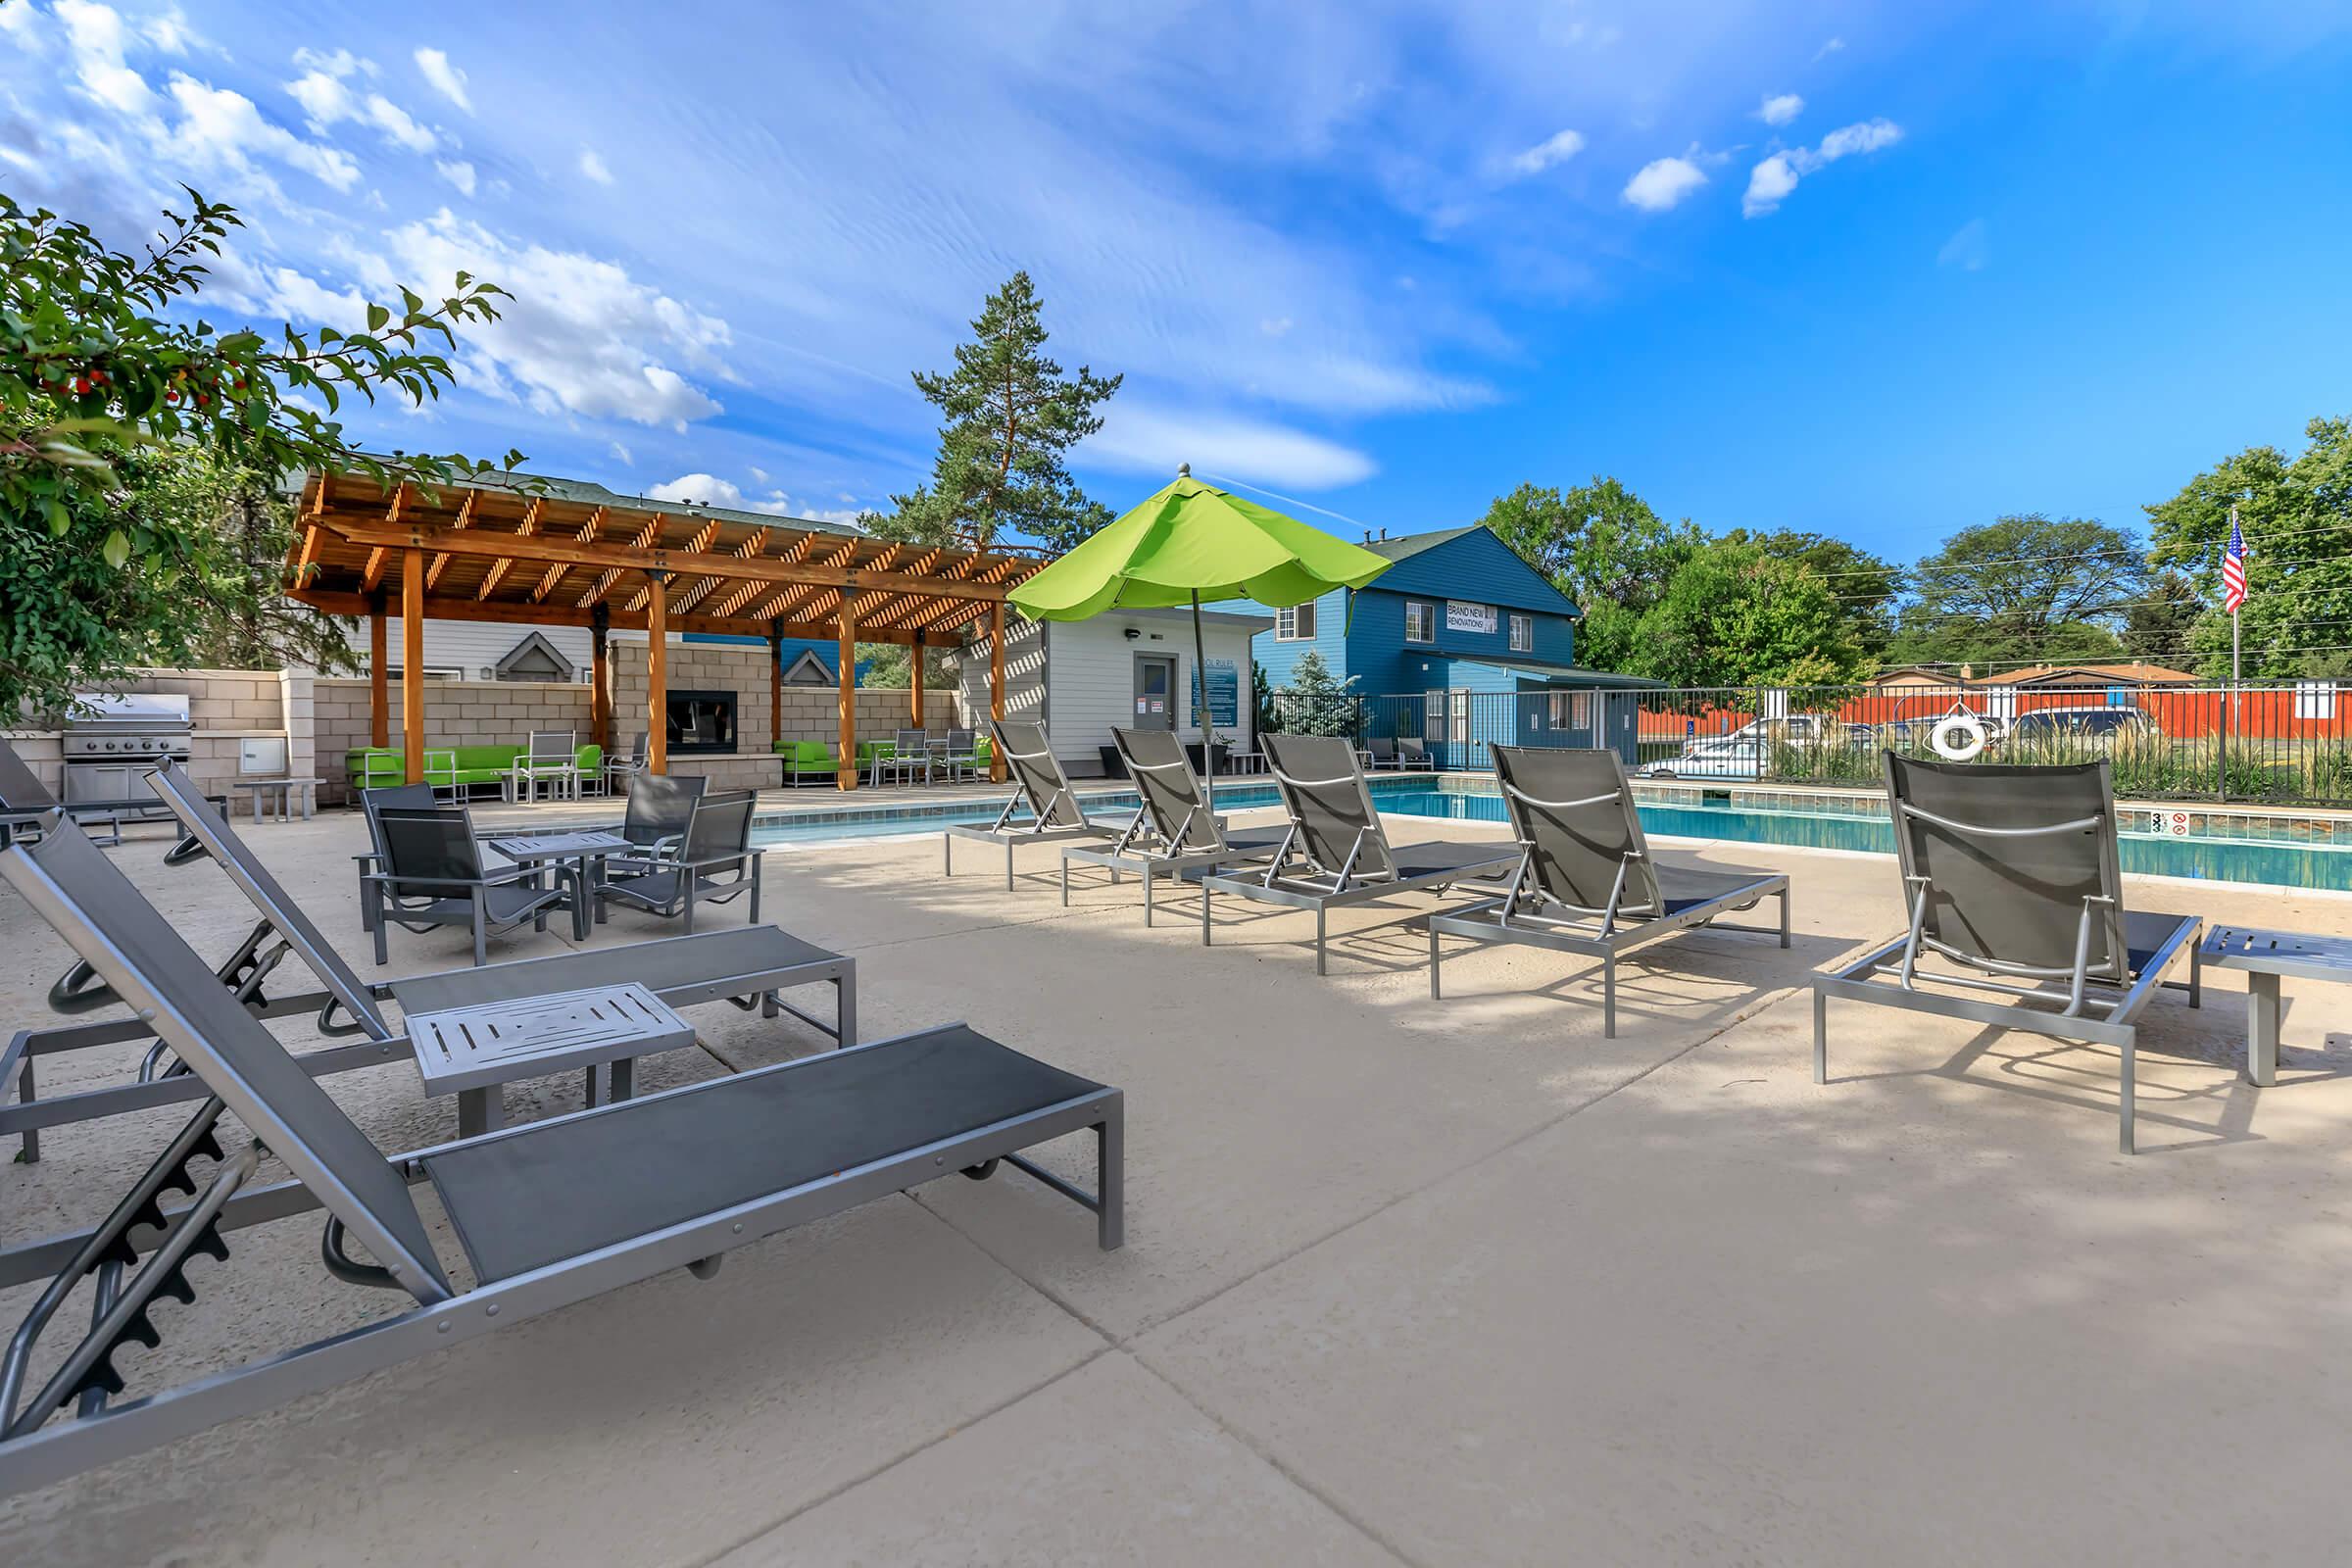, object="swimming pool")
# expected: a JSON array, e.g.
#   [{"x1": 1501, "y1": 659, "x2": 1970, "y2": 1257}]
[{"x1": 751, "y1": 777, "x2": 2352, "y2": 891}]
